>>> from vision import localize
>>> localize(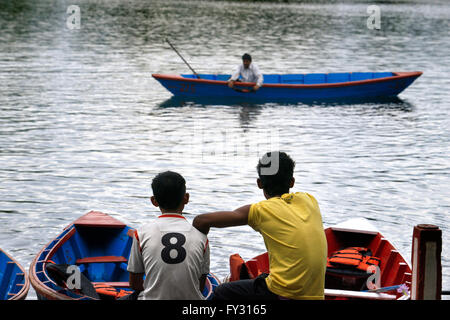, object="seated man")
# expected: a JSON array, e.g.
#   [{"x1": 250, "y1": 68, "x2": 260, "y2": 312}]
[
  {"x1": 127, "y1": 171, "x2": 210, "y2": 300},
  {"x1": 193, "y1": 152, "x2": 327, "y2": 300},
  {"x1": 228, "y1": 53, "x2": 264, "y2": 91}
]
